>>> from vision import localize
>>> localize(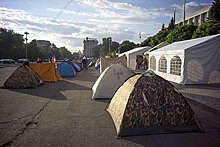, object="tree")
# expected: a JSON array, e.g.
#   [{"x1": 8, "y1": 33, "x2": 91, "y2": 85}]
[
  {"x1": 166, "y1": 25, "x2": 197, "y2": 43},
  {"x1": 155, "y1": 30, "x2": 170, "y2": 44},
  {"x1": 208, "y1": 0, "x2": 220, "y2": 21},
  {"x1": 0, "y1": 28, "x2": 74, "y2": 61},
  {"x1": 59, "y1": 47, "x2": 72, "y2": 59},
  {"x1": 0, "y1": 28, "x2": 25, "y2": 60},
  {"x1": 27, "y1": 39, "x2": 43, "y2": 61},
  {"x1": 192, "y1": 20, "x2": 220, "y2": 38},
  {"x1": 168, "y1": 17, "x2": 175, "y2": 31},
  {"x1": 139, "y1": 30, "x2": 170, "y2": 48},
  {"x1": 139, "y1": 36, "x2": 153, "y2": 47},
  {"x1": 161, "y1": 23, "x2": 165, "y2": 31},
  {"x1": 118, "y1": 40, "x2": 136, "y2": 53},
  {"x1": 72, "y1": 52, "x2": 80, "y2": 59},
  {"x1": 110, "y1": 41, "x2": 119, "y2": 52}
]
